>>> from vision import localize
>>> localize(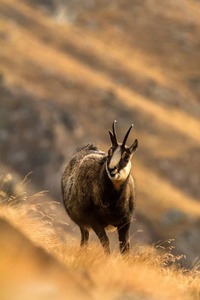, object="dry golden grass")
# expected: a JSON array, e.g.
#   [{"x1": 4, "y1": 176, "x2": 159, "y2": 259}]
[{"x1": 0, "y1": 176, "x2": 200, "y2": 300}]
